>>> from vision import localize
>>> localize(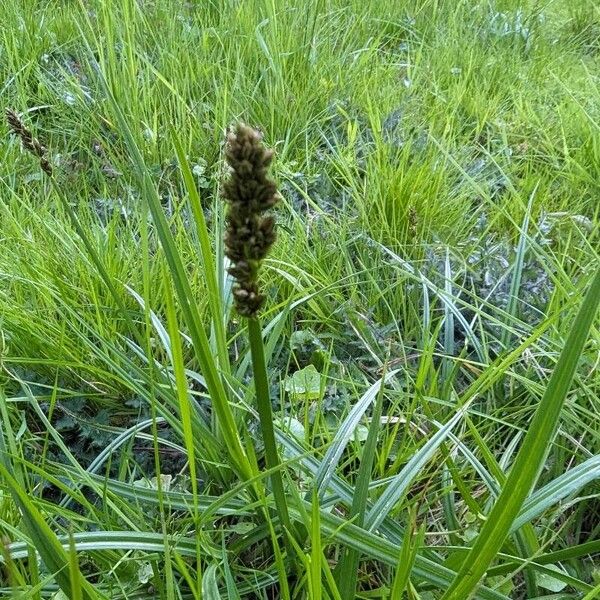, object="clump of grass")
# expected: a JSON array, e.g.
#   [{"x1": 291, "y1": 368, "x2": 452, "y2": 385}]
[{"x1": 0, "y1": 1, "x2": 599, "y2": 598}]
